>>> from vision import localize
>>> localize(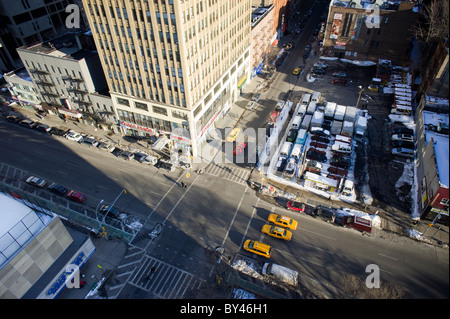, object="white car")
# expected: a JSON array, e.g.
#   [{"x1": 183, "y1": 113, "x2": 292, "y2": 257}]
[
  {"x1": 26, "y1": 176, "x2": 46, "y2": 188},
  {"x1": 392, "y1": 147, "x2": 414, "y2": 158},
  {"x1": 66, "y1": 131, "x2": 83, "y2": 142},
  {"x1": 391, "y1": 133, "x2": 413, "y2": 143},
  {"x1": 314, "y1": 62, "x2": 327, "y2": 69}
]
